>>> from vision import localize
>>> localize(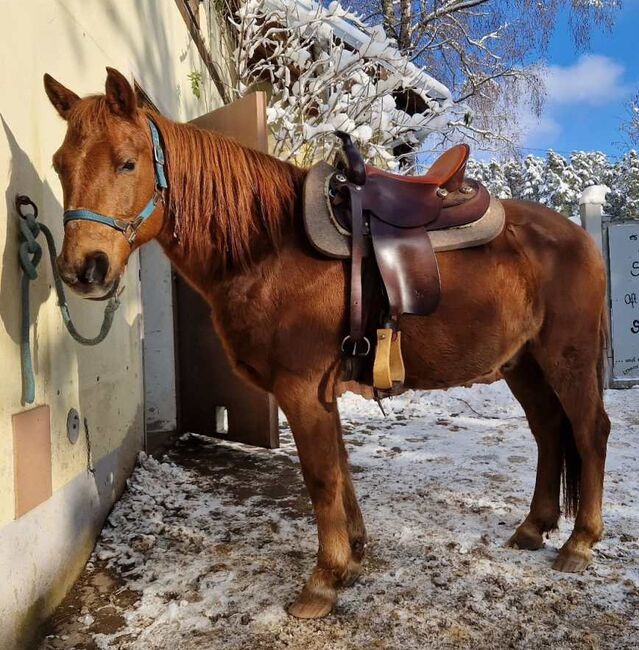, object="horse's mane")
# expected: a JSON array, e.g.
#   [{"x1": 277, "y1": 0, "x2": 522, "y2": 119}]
[{"x1": 148, "y1": 110, "x2": 306, "y2": 273}]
